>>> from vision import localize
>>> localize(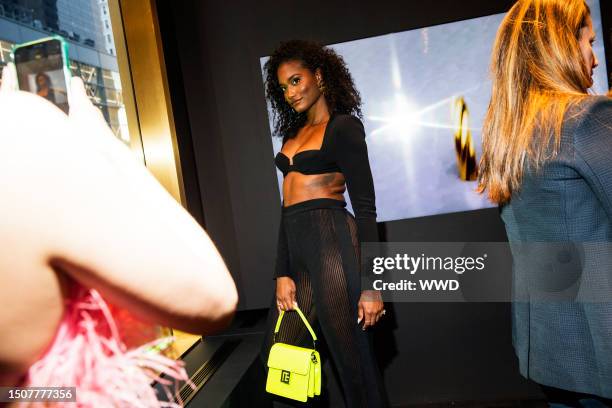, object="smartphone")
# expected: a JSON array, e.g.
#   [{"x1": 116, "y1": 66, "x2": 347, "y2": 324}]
[{"x1": 12, "y1": 36, "x2": 71, "y2": 114}]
